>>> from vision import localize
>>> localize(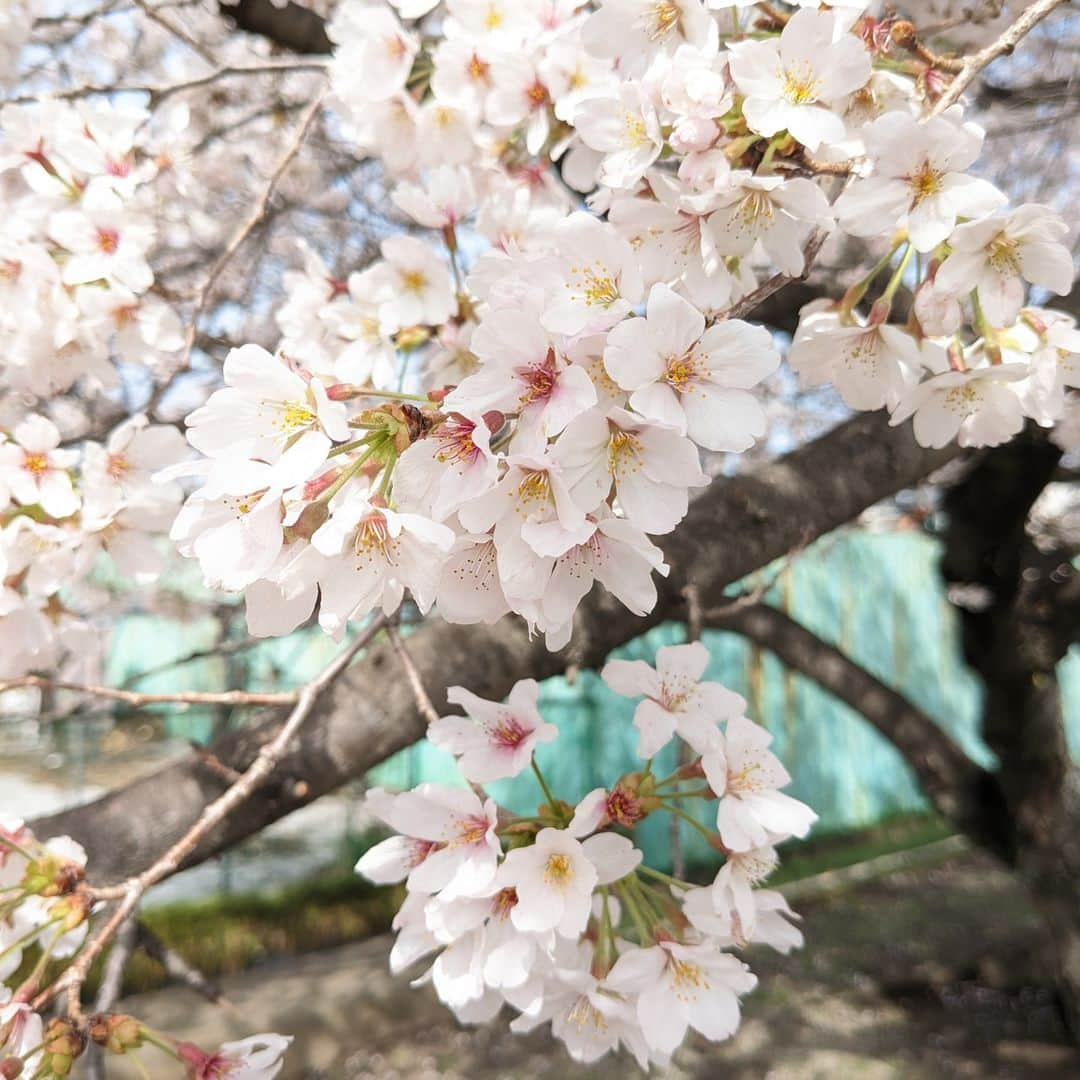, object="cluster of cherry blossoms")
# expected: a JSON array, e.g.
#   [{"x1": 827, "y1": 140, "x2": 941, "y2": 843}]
[
  {"x1": 0, "y1": 818, "x2": 292, "y2": 1079},
  {"x1": 356, "y1": 643, "x2": 815, "y2": 1066},
  {"x1": 162, "y1": 0, "x2": 1076, "y2": 649},
  {"x1": 0, "y1": 97, "x2": 183, "y2": 397},
  {"x1": 0, "y1": 412, "x2": 186, "y2": 681}
]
